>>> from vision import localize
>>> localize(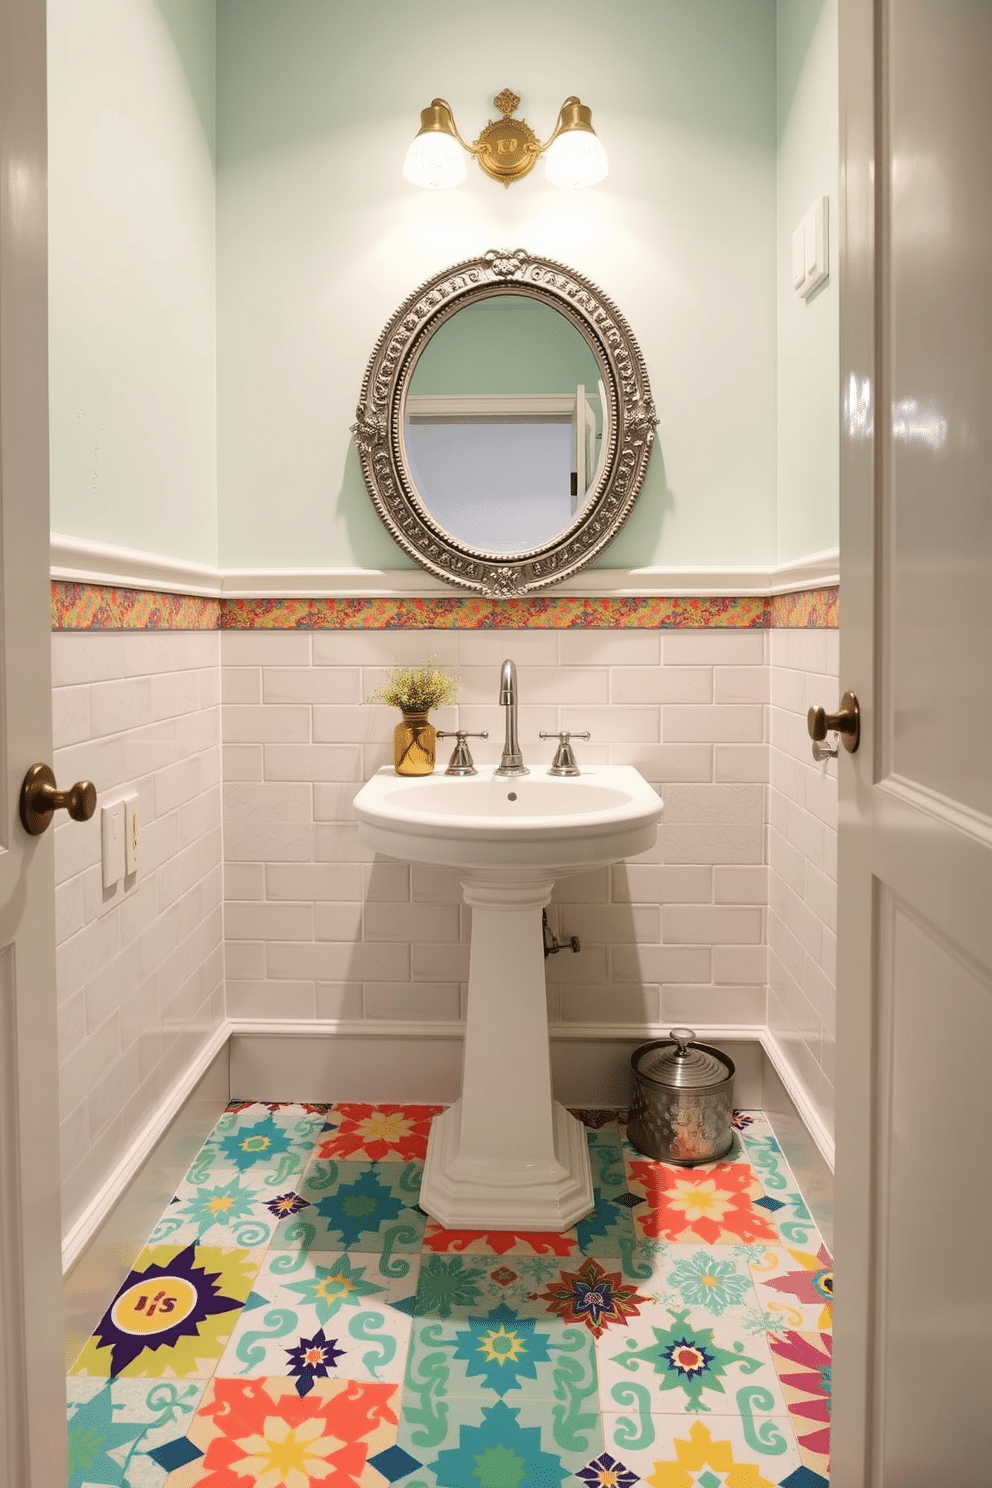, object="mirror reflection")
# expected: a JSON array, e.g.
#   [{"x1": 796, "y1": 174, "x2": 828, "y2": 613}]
[{"x1": 403, "y1": 295, "x2": 607, "y2": 554}]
